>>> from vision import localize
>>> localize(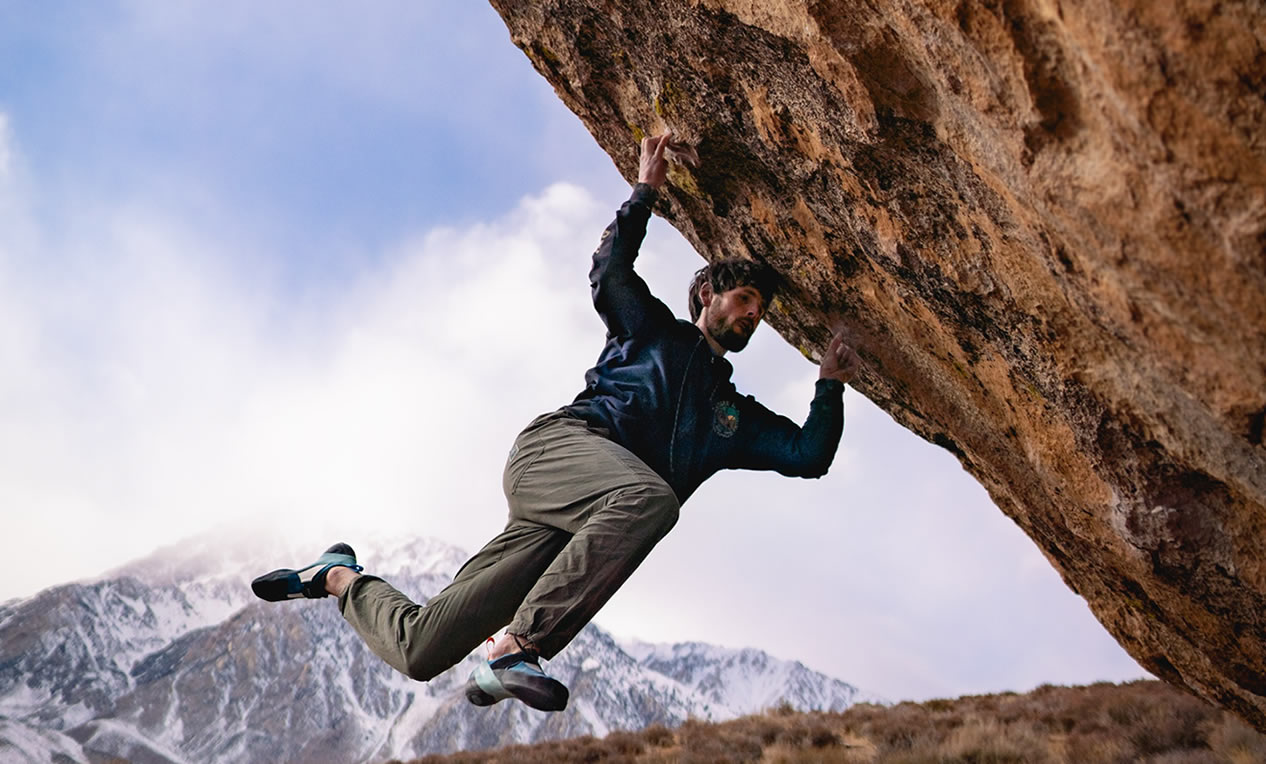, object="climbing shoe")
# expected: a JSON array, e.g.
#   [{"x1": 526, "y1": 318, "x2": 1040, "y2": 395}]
[
  {"x1": 251, "y1": 542, "x2": 363, "y2": 601},
  {"x1": 464, "y1": 651, "x2": 569, "y2": 712}
]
